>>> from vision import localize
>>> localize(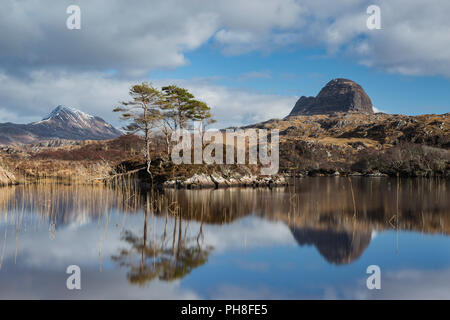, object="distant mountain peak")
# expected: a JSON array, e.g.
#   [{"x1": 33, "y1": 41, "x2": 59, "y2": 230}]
[
  {"x1": 0, "y1": 105, "x2": 122, "y2": 145},
  {"x1": 42, "y1": 105, "x2": 94, "y2": 121}
]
